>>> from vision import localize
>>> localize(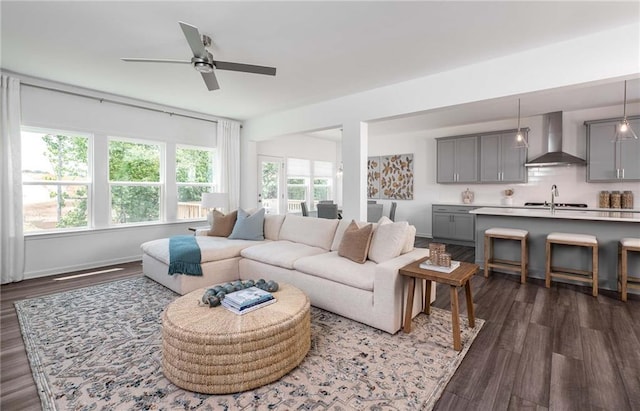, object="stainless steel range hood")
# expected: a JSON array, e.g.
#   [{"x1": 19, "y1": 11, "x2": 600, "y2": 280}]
[{"x1": 525, "y1": 111, "x2": 586, "y2": 167}]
